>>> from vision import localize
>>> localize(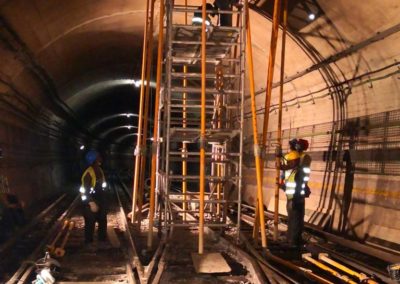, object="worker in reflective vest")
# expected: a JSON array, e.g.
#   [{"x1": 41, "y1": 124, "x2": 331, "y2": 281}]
[
  {"x1": 80, "y1": 150, "x2": 108, "y2": 243},
  {"x1": 280, "y1": 138, "x2": 311, "y2": 248}
]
